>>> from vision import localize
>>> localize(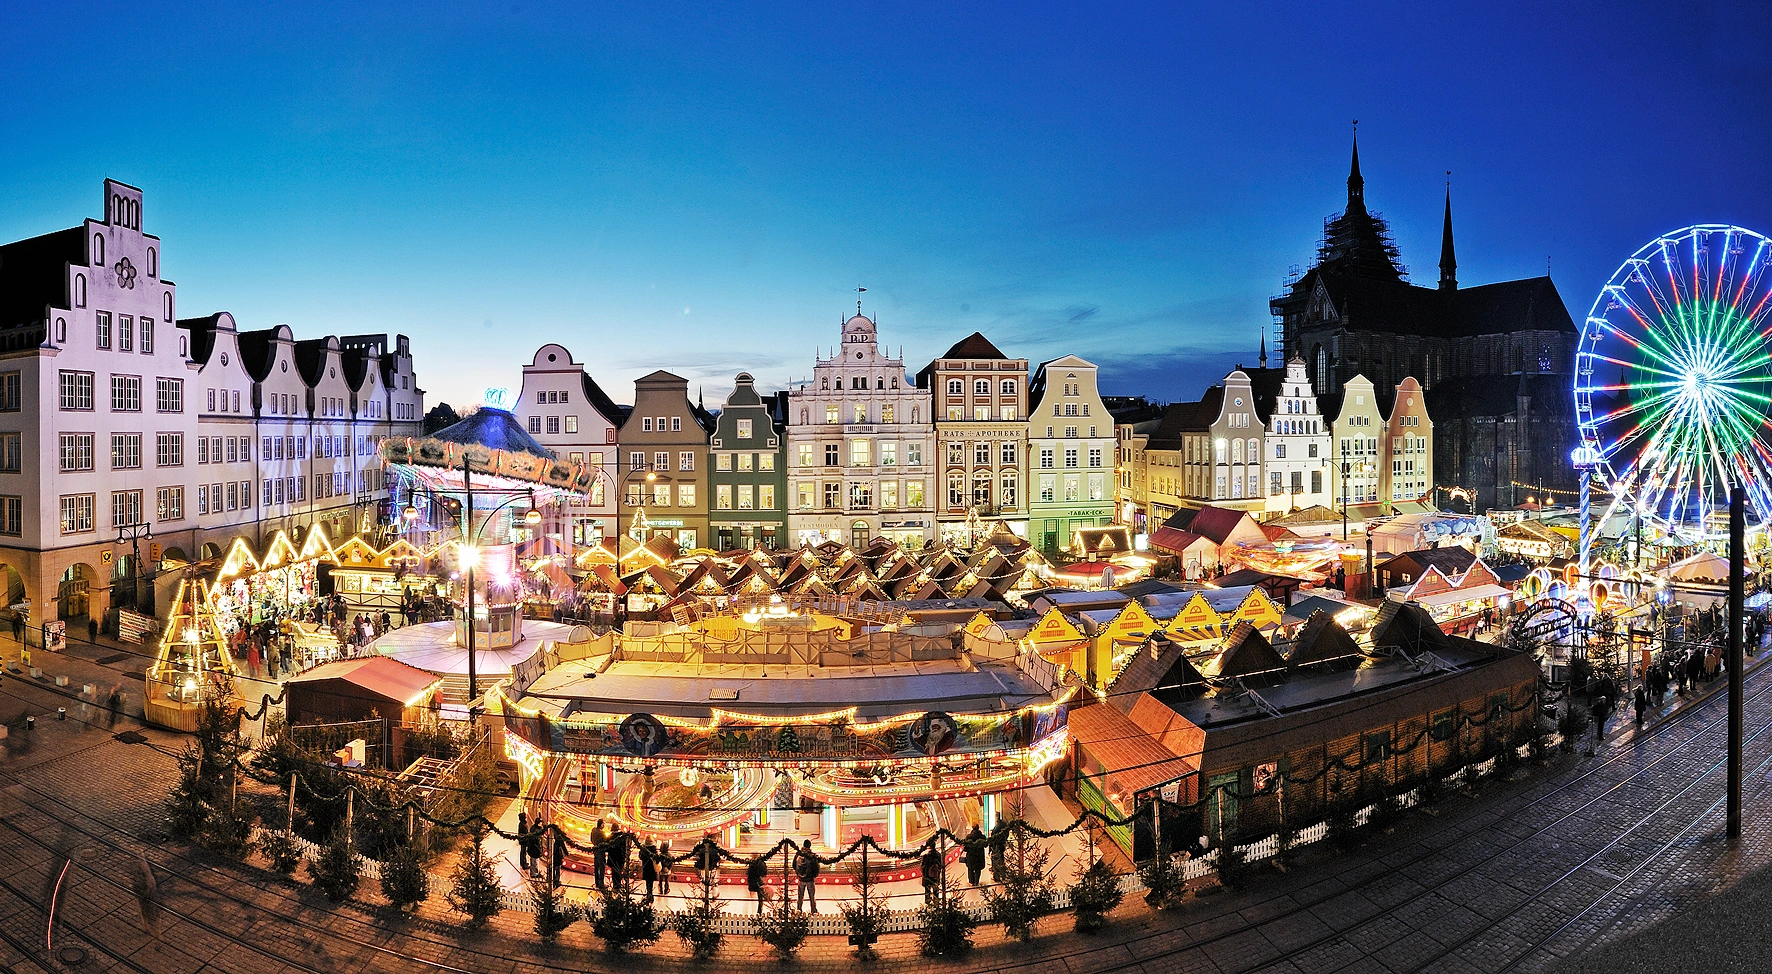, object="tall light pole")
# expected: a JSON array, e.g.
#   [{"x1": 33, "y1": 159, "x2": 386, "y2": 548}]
[
  {"x1": 1728, "y1": 484, "x2": 1744, "y2": 843},
  {"x1": 403, "y1": 473, "x2": 539, "y2": 703}
]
